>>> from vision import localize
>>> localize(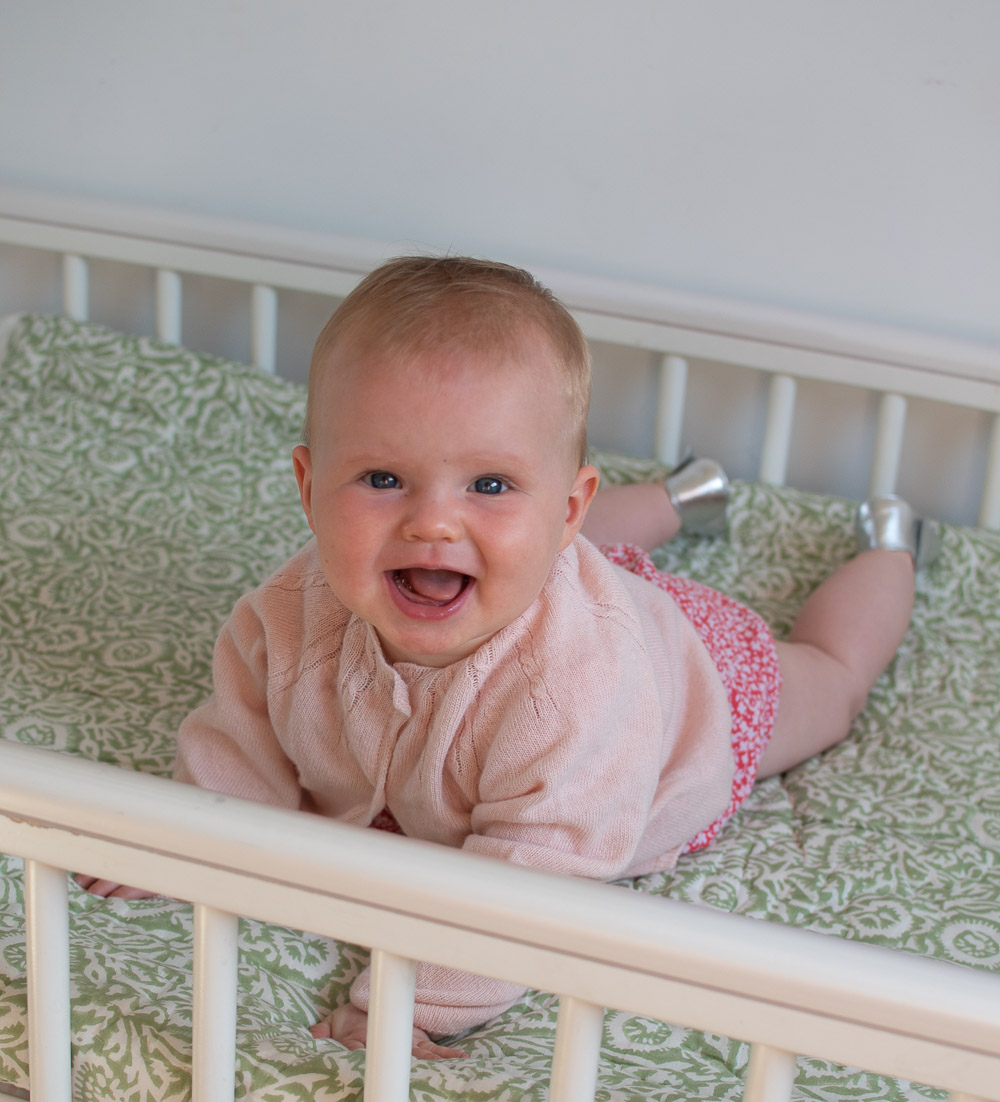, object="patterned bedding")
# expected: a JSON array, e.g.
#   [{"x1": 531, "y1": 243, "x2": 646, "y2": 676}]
[{"x1": 1, "y1": 314, "x2": 998, "y2": 1101}]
